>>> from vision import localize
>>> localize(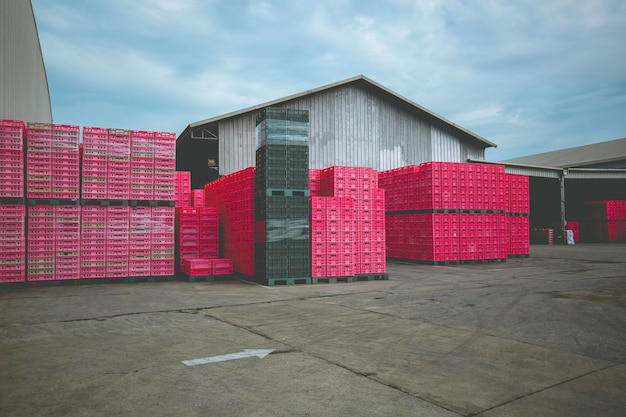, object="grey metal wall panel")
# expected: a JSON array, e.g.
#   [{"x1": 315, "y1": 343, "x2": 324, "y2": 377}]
[
  {"x1": 217, "y1": 84, "x2": 486, "y2": 174},
  {"x1": 218, "y1": 113, "x2": 256, "y2": 175},
  {"x1": 0, "y1": 0, "x2": 52, "y2": 123},
  {"x1": 567, "y1": 170, "x2": 626, "y2": 180}
]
